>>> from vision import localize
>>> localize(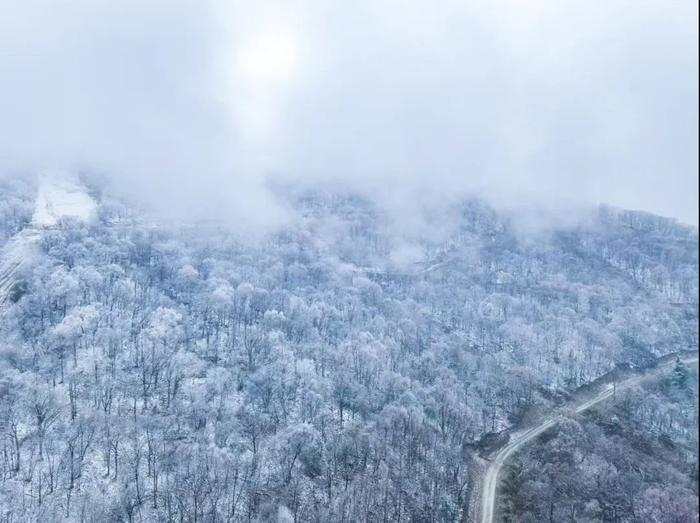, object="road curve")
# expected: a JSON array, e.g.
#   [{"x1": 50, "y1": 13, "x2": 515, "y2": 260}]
[{"x1": 479, "y1": 354, "x2": 699, "y2": 523}]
